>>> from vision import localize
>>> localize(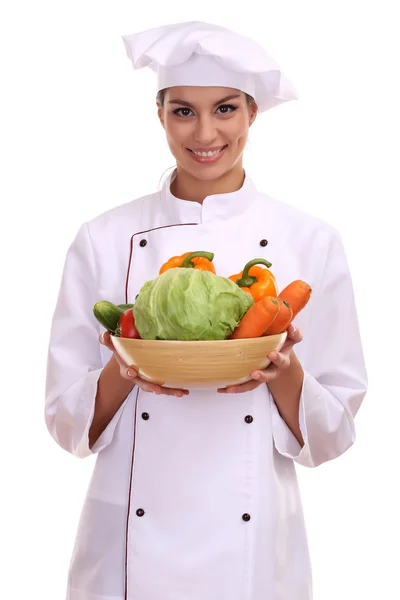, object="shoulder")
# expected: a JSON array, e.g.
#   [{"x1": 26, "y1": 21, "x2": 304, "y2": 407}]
[
  {"x1": 84, "y1": 189, "x2": 161, "y2": 242},
  {"x1": 257, "y1": 189, "x2": 342, "y2": 248},
  {"x1": 261, "y1": 190, "x2": 337, "y2": 232}
]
